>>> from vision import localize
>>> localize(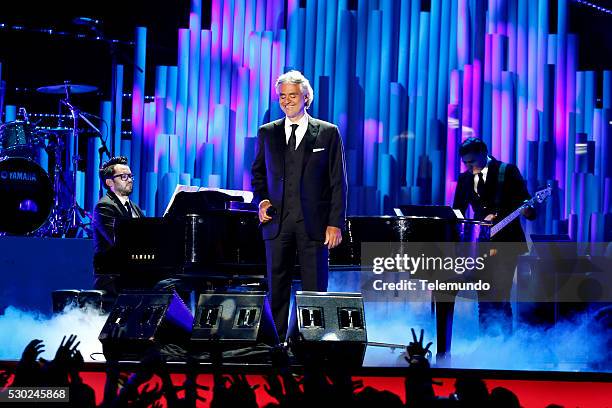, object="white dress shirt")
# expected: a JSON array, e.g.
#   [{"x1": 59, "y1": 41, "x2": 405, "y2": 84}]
[
  {"x1": 117, "y1": 195, "x2": 138, "y2": 218},
  {"x1": 284, "y1": 113, "x2": 309, "y2": 149},
  {"x1": 259, "y1": 113, "x2": 310, "y2": 208},
  {"x1": 472, "y1": 156, "x2": 492, "y2": 194}
]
